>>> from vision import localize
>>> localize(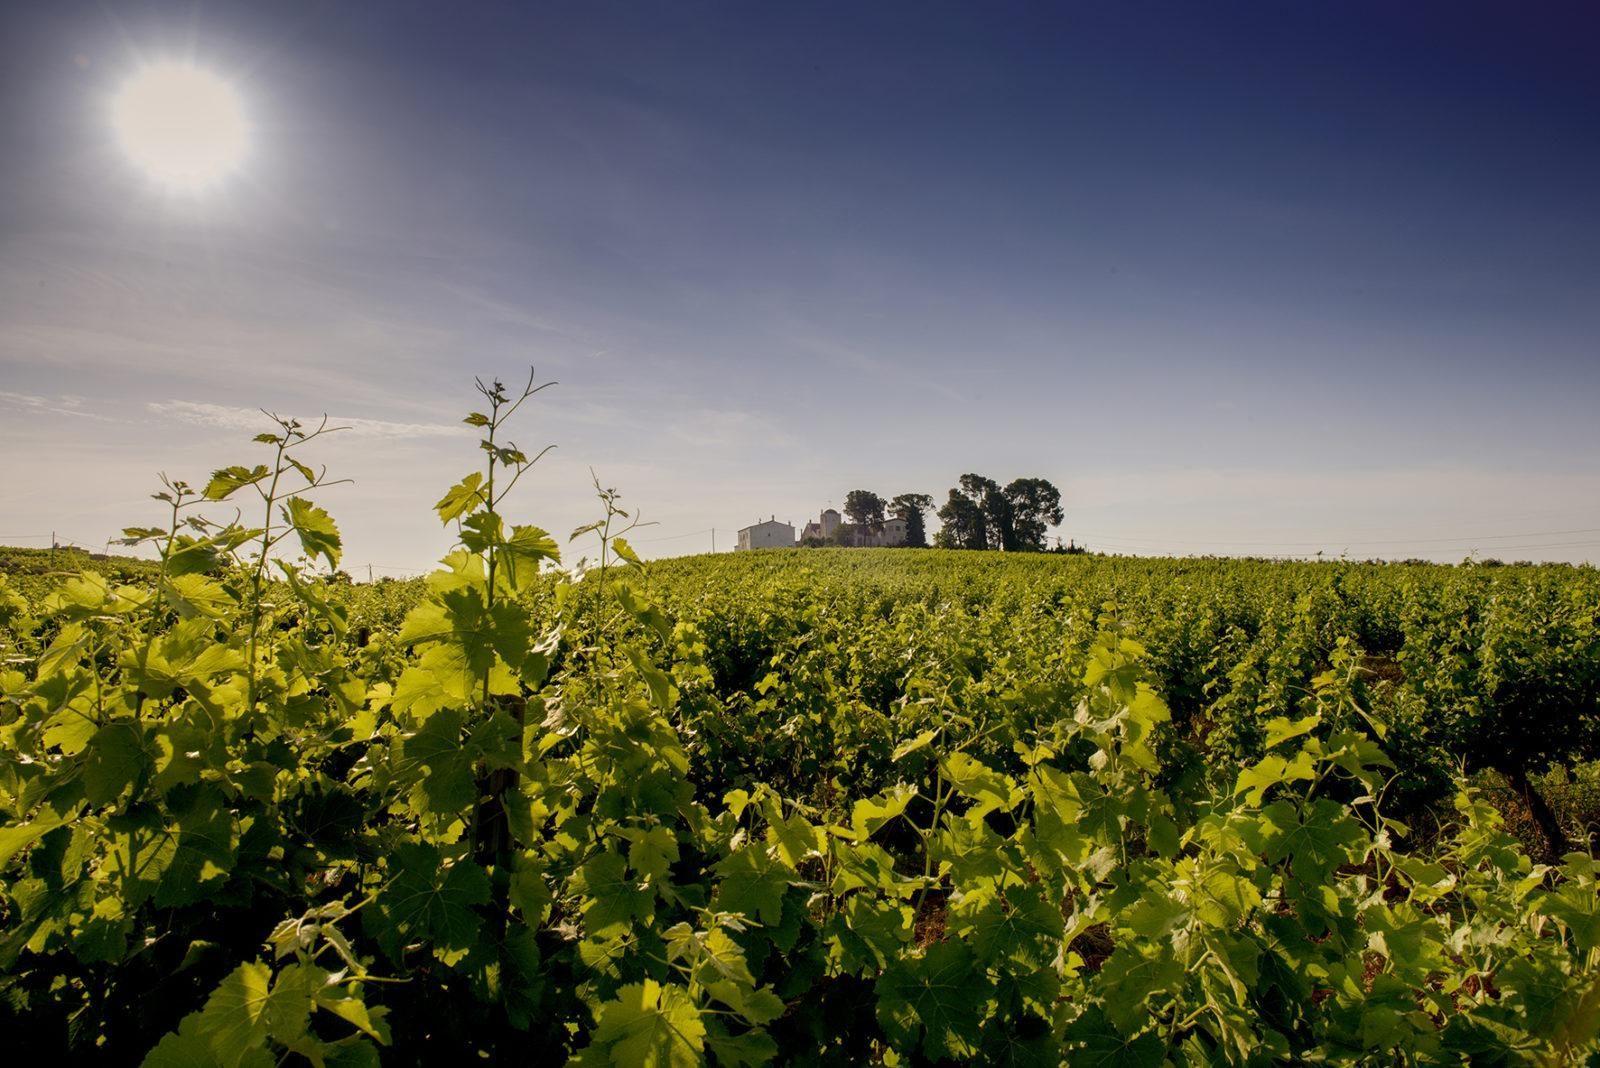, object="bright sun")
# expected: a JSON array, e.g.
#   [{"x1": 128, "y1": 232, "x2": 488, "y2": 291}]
[{"x1": 112, "y1": 62, "x2": 249, "y2": 192}]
